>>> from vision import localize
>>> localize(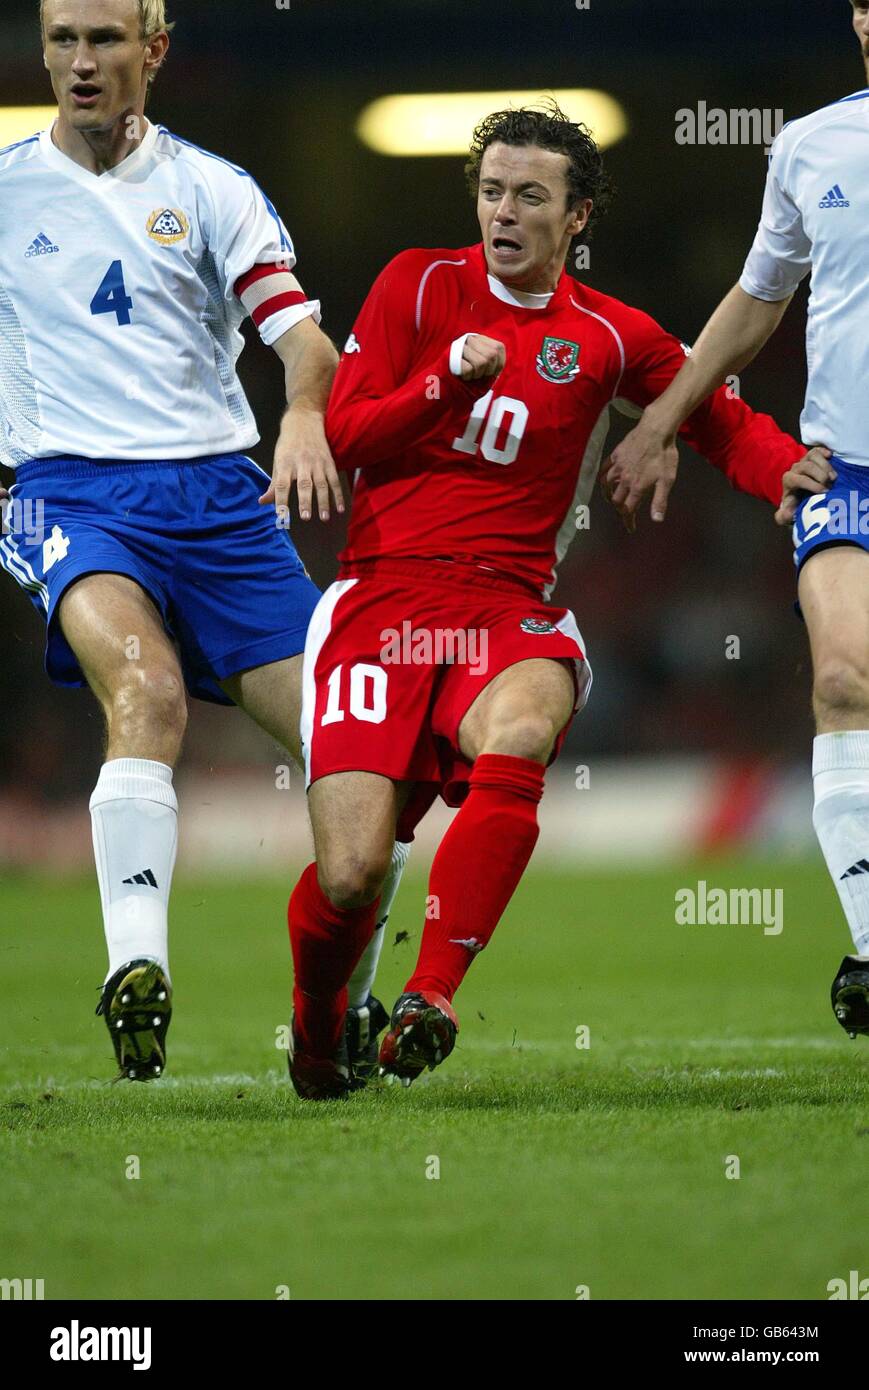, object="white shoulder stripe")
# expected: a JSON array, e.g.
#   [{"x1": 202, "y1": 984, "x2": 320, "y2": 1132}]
[
  {"x1": 415, "y1": 259, "x2": 466, "y2": 332},
  {"x1": 569, "y1": 296, "x2": 626, "y2": 397},
  {"x1": 0, "y1": 135, "x2": 42, "y2": 174}
]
